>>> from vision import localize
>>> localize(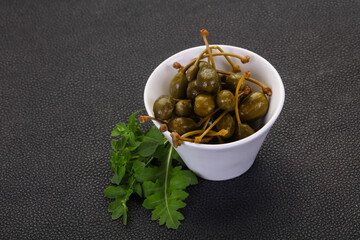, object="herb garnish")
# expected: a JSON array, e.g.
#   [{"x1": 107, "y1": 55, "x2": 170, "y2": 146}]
[{"x1": 104, "y1": 112, "x2": 198, "y2": 229}]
